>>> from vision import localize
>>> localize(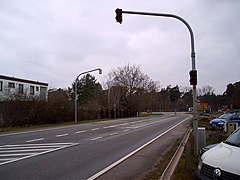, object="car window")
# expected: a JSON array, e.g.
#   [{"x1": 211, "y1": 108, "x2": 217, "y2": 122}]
[
  {"x1": 230, "y1": 114, "x2": 240, "y2": 120},
  {"x1": 231, "y1": 115, "x2": 238, "y2": 120},
  {"x1": 219, "y1": 114, "x2": 229, "y2": 119},
  {"x1": 224, "y1": 127, "x2": 240, "y2": 147},
  {"x1": 219, "y1": 113, "x2": 233, "y2": 119},
  {"x1": 236, "y1": 114, "x2": 240, "y2": 120}
]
